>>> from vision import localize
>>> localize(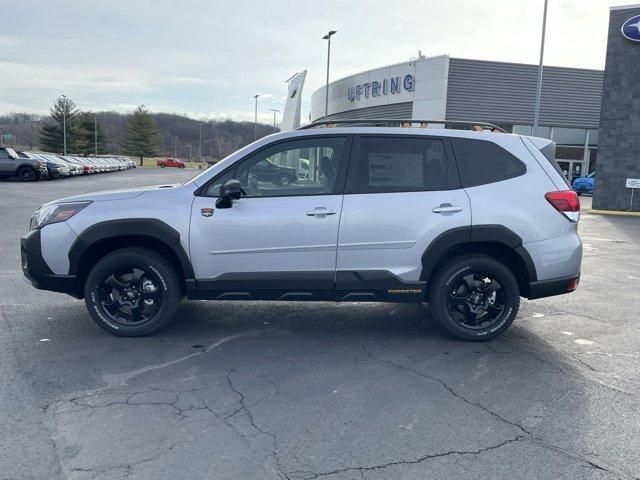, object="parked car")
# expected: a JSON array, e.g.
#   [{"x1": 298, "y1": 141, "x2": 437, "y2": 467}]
[
  {"x1": 21, "y1": 121, "x2": 581, "y2": 340},
  {"x1": 572, "y1": 172, "x2": 595, "y2": 195},
  {"x1": 157, "y1": 158, "x2": 186, "y2": 168},
  {"x1": 31, "y1": 153, "x2": 70, "y2": 179},
  {"x1": 0, "y1": 147, "x2": 48, "y2": 181},
  {"x1": 249, "y1": 158, "x2": 298, "y2": 186}
]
